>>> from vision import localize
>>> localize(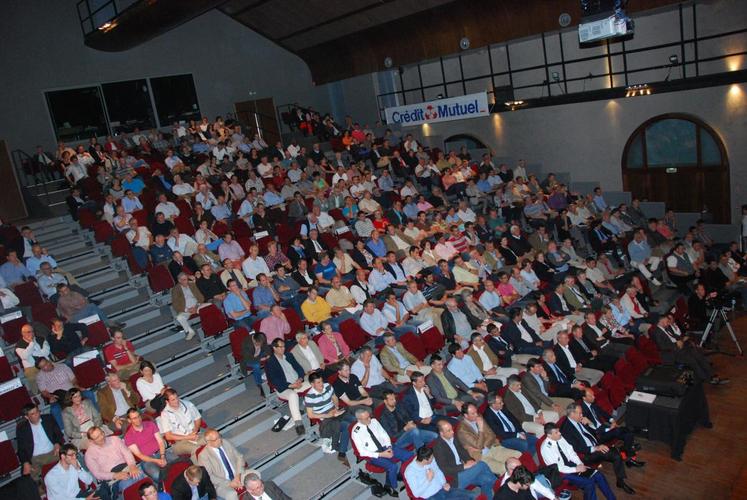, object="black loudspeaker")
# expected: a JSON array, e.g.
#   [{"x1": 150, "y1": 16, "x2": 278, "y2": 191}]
[{"x1": 635, "y1": 365, "x2": 689, "y2": 397}]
